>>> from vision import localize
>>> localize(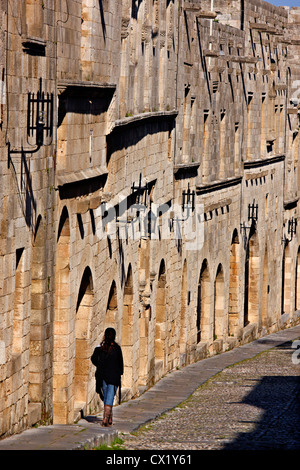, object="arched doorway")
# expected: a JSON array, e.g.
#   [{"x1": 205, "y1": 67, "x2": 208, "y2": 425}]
[
  {"x1": 53, "y1": 207, "x2": 72, "y2": 424},
  {"x1": 197, "y1": 259, "x2": 210, "y2": 343},
  {"x1": 122, "y1": 266, "x2": 134, "y2": 390},
  {"x1": 74, "y1": 267, "x2": 94, "y2": 416},
  {"x1": 155, "y1": 260, "x2": 167, "y2": 376},
  {"x1": 228, "y1": 230, "x2": 240, "y2": 336},
  {"x1": 214, "y1": 264, "x2": 225, "y2": 340},
  {"x1": 138, "y1": 305, "x2": 151, "y2": 388},
  {"x1": 138, "y1": 239, "x2": 151, "y2": 388},
  {"x1": 244, "y1": 226, "x2": 260, "y2": 326}
]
